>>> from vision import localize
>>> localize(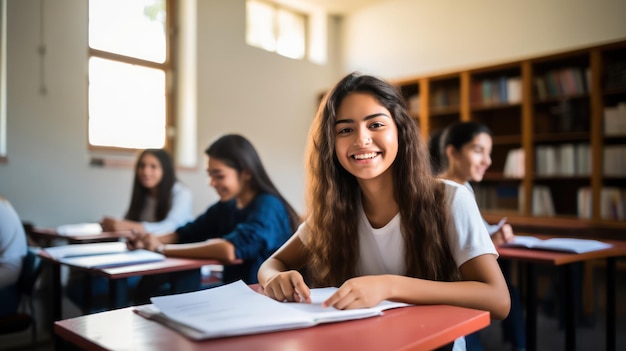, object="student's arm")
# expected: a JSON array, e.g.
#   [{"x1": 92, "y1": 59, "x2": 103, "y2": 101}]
[
  {"x1": 490, "y1": 224, "x2": 515, "y2": 246},
  {"x1": 258, "y1": 228, "x2": 311, "y2": 303},
  {"x1": 322, "y1": 253, "x2": 510, "y2": 320},
  {"x1": 100, "y1": 216, "x2": 145, "y2": 232},
  {"x1": 159, "y1": 239, "x2": 237, "y2": 263}
]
